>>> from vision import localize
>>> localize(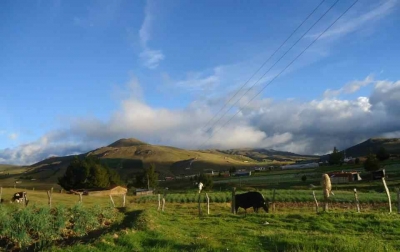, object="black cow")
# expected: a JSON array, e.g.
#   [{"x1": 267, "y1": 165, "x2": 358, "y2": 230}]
[
  {"x1": 235, "y1": 191, "x2": 269, "y2": 214},
  {"x1": 11, "y1": 191, "x2": 27, "y2": 203}
]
